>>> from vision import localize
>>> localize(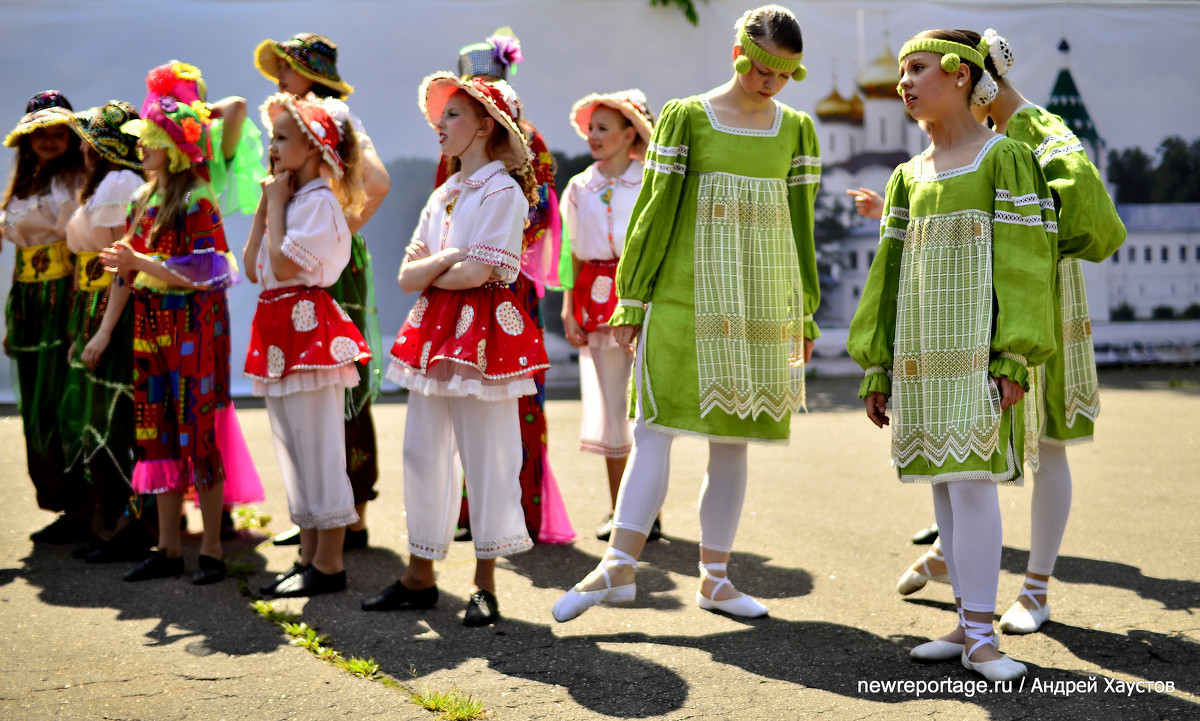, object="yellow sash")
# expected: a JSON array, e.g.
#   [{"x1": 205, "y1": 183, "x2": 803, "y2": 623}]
[
  {"x1": 74, "y1": 251, "x2": 112, "y2": 291},
  {"x1": 14, "y1": 240, "x2": 72, "y2": 283}
]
